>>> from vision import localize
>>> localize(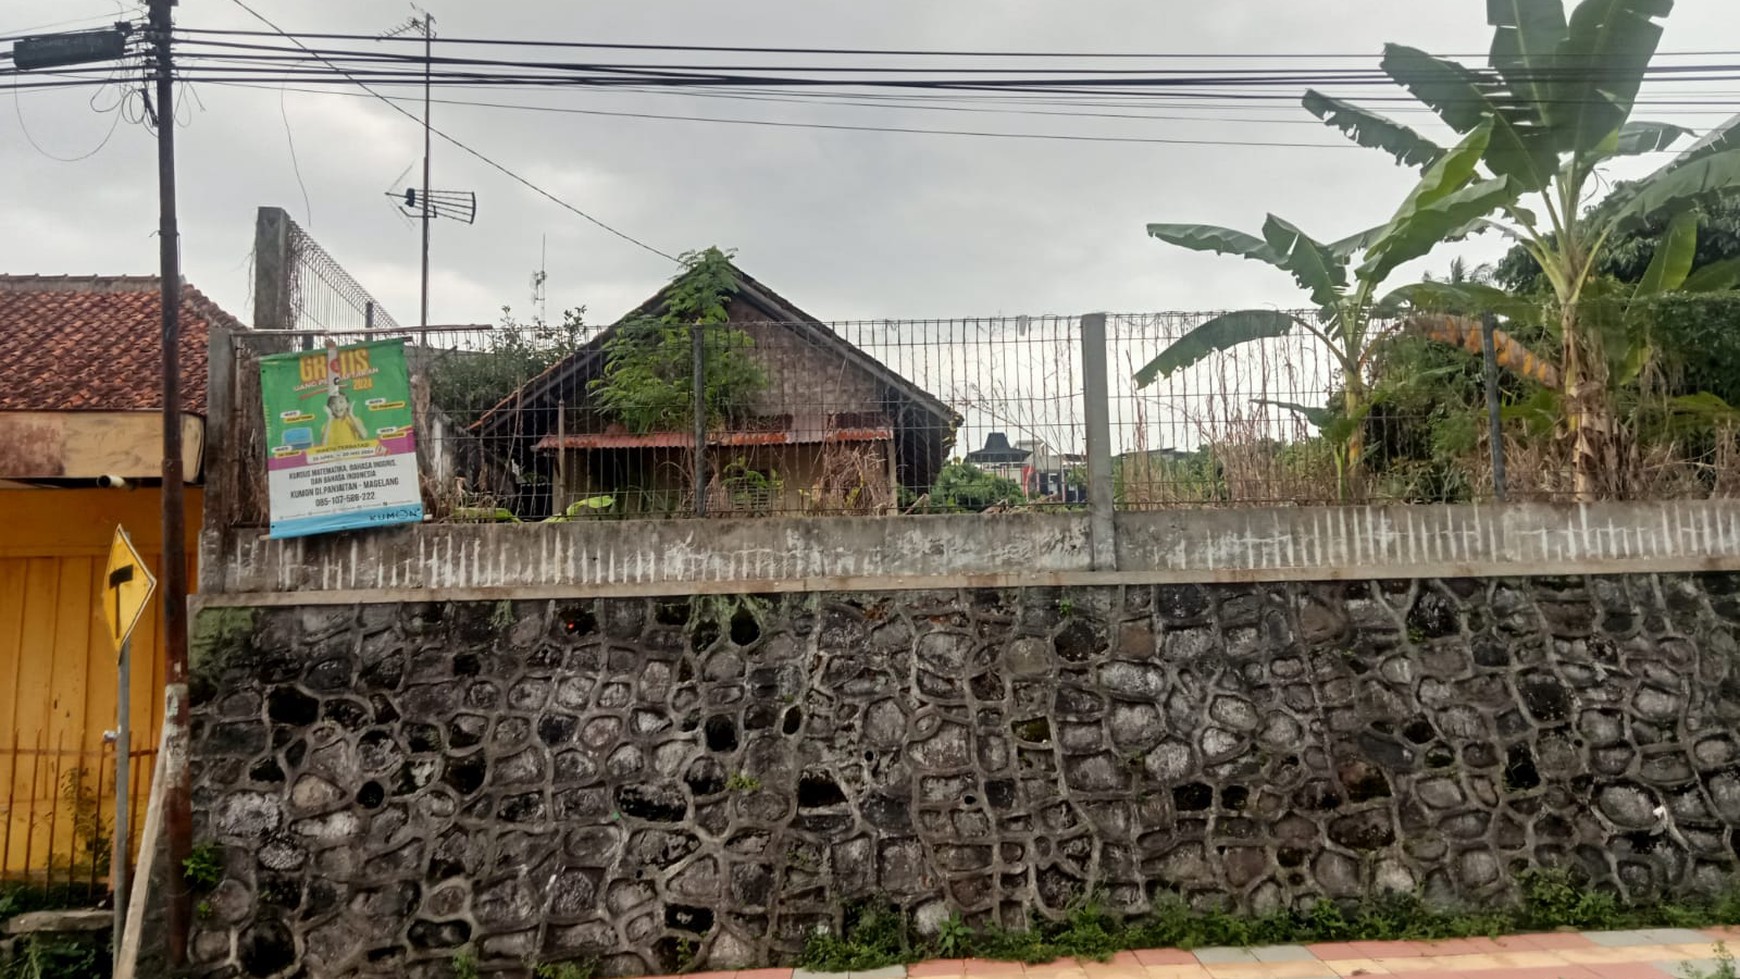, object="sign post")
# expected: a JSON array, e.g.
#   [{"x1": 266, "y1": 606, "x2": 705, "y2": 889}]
[
  {"x1": 258, "y1": 338, "x2": 424, "y2": 538},
  {"x1": 103, "y1": 526, "x2": 155, "y2": 955}
]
